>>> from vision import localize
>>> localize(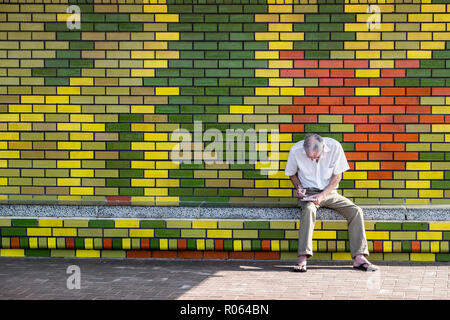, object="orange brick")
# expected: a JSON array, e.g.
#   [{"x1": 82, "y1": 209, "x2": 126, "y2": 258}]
[
  {"x1": 141, "y1": 238, "x2": 150, "y2": 250},
  {"x1": 407, "y1": 105, "x2": 430, "y2": 114},
  {"x1": 394, "y1": 152, "x2": 419, "y2": 161},
  {"x1": 373, "y1": 241, "x2": 383, "y2": 253},
  {"x1": 368, "y1": 152, "x2": 393, "y2": 161},
  {"x1": 381, "y1": 105, "x2": 405, "y2": 114},
  {"x1": 420, "y1": 115, "x2": 444, "y2": 123},
  {"x1": 380, "y1": 124, "x2": 405, "y2": 132},
  {"x1": 280, "y1": 105, "x2": 303, "y2": 114},
  {"x1": 412, "y1": 241, "x2": 421, "y2": 253},
  {"x1": 355, "y1": 124, "x2": 379, "y2": 132},
  {"x1": 368, "y1": 171, "x2": 392, "y2": 180},
  {"x1": 127, "y1": 250, "x2": 151, "y2": 258},
  {"x1": 204, "y1": 251, "x2": 229, "y2": 260},
  {"x1": 345, "y1": 152, "x2": 367, "y2": 161},
  {"x1": 344, "y1": 115, "x2": 367, "y2": 123},
  {"x1": 381, "y1": 143, "x2": 405, "y2": 151},
  {"x1": 394, "y1": 134, "x2": 418, "y2": 142},
  {"x1": 344, "y1": 133, "x2": 368, "y2": 142},
  {"x1": 331, "y1": 105, "x2": 354, "y2": 114},
  {"x1": 229, "y1": 252, "x2": 255, "y2": 260},
  {"x1": 368, "y1": 134, "x2": 393, "y2": 142},
  {"x1": 215, "y1": 240, "x2": 224, "y2": 251},
  {"x1": 355, "y1": 105, "x2": 379, "y2": 114},
  {"x1": 261, "y1": 240, "x2": 271, "y2": 251},
  {"x1": 406, "y1": 88, "x2": 431, "y2": 96},
  {"x1": 305, "y1": 105, "x2": 329, "y2": 114},
  {"x1": 178, "y1": 239, "x2": 187, "y2": 251},
  {"x1": 355, "y1": 143, "x2": 379, "y2": 151},
  {"x1": 178, "y1": 251, "x2": 203, "y2": 259},
  {"x1": 280, "y1": 124, "x2": 304, "y2": 132},
  {"x1": 293, "y1": 115, "x2": 317, "y2": 123},
  {"x1": 152, "y1": 251, "x2": 177, "y2": 259},
  {"x1": 394, "y1": 115, "x2": 419, "y2": 123},
  {"x1": 255, "y1": 252, "x2": 280, "y2": 260},
  {"x1": 381, "y1": 162, "x2": 405, "y2": 170}
]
